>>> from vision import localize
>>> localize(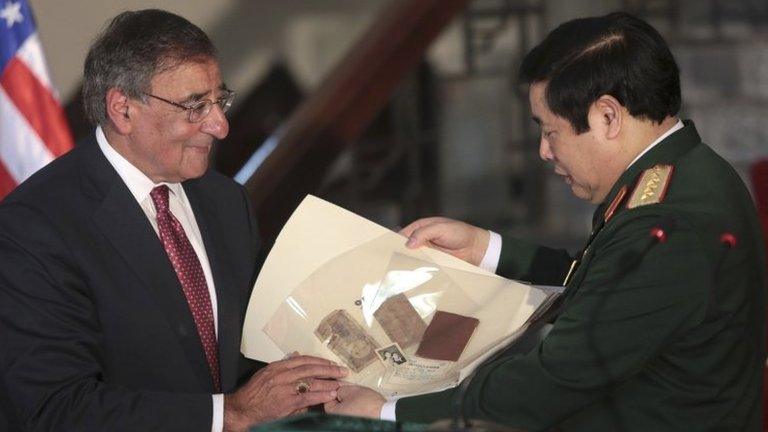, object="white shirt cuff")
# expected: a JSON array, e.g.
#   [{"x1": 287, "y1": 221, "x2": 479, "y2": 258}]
[
  {"x1": 479, "y1": 231, "x2": 501, "y2": 274},
  {"x1": 212, "y1": 394, "x2": 224, "y2": 432},
  {"x1": 380, "y1": 400, "x2": 397, "y2": 421}
]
